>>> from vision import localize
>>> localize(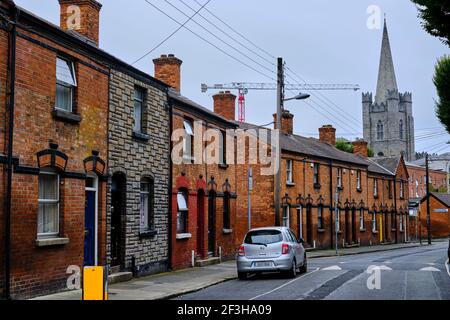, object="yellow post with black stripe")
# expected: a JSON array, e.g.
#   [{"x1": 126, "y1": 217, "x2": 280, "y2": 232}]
[{"x1": 83, "y1": 266, "x2": 108, "y2": 300}]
